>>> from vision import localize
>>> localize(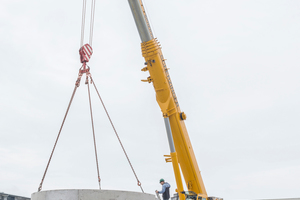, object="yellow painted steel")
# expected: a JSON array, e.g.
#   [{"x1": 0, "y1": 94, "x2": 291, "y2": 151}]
[
  {"x1": 170, "y1": 152, "x2": 185, "y2": 200},
  {"x1": 140, "y1": 38, "x2": 207, "y2": 199}
]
